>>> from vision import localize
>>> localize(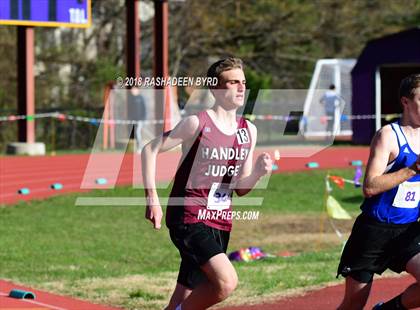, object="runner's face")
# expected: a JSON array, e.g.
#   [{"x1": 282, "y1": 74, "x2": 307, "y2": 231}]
[
  {"x1": 403, "y1": 87, "x2": 420, "y2": 126},
  {"x1": 214, "y1": 68, "x2": 246, "y2": 109}
]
